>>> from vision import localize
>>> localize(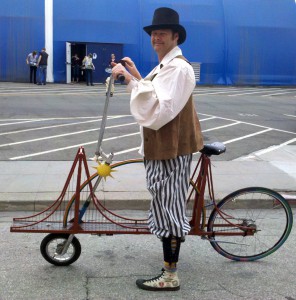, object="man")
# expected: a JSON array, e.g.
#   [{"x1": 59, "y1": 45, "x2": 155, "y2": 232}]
[
  {"x1": 112, "y1": 7, "x2": 203, "y2": 291},
  {"x1": 83, "y1": 53, "x2": 95, "y2": 86},
  {"x1": 26, "y1": 50, "x2": 38, "y2": 84},
  {"x1": 71, "y1": 53, "x2": 80, "y2": 83},
  {"x1": 37, "y1": 48, "x2": 49, "y2": 85},
  {"x1": 105, "y1": 53, "x2": 117, "y2": 96}
]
